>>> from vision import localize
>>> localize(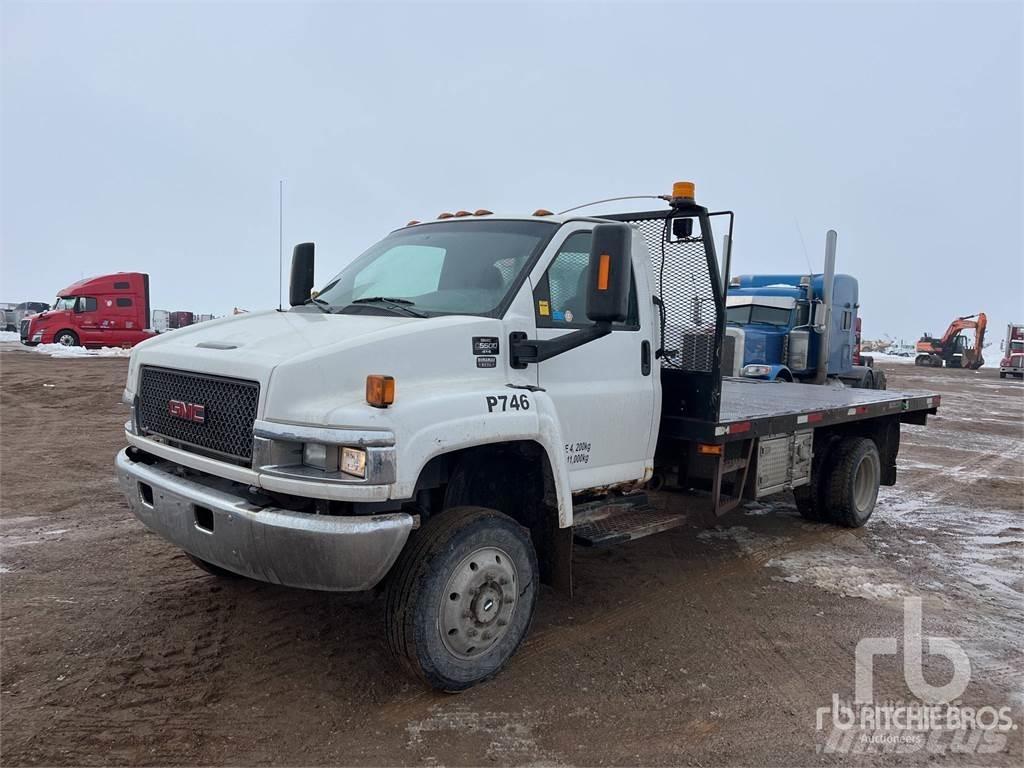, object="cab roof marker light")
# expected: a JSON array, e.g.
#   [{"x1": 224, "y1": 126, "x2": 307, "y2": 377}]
[
  {"x1": 406, "y1": 220, "x2": 420, "y2": 226},
  {"x1": 437, "y1": 212, "x2": 454, "y2": 219},
  {"x1": 474, "y1": 209, "x2": 493, "y2": 216},
  {"x1": 533, "y1": 209, "x2": 553, "y2": 217},
  {"x1": 454, "y1": 210, "x2": 472, "y2": 217}
]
